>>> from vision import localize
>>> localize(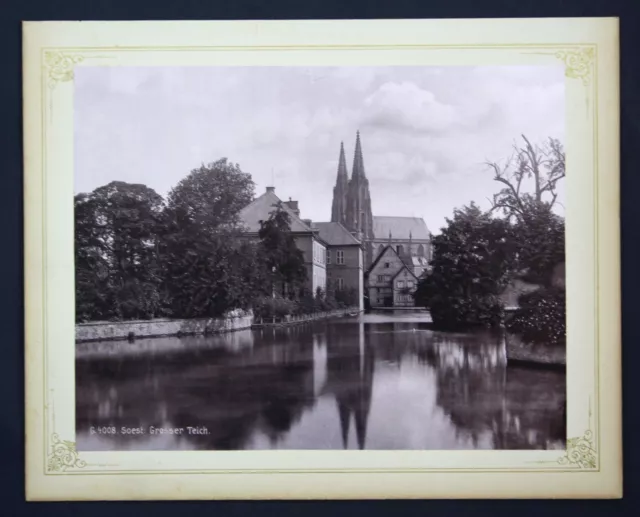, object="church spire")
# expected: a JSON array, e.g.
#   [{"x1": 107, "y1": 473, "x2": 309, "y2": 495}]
[
  {"x1": 352, "y1": 130, "x2": 366, "y2": 180},
  {"x1": 337, "y1": 141, "x2": 348, "y2": 180},
  {"x1": 331, "y1": 141, "x2": 350, "y2": 225}
]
